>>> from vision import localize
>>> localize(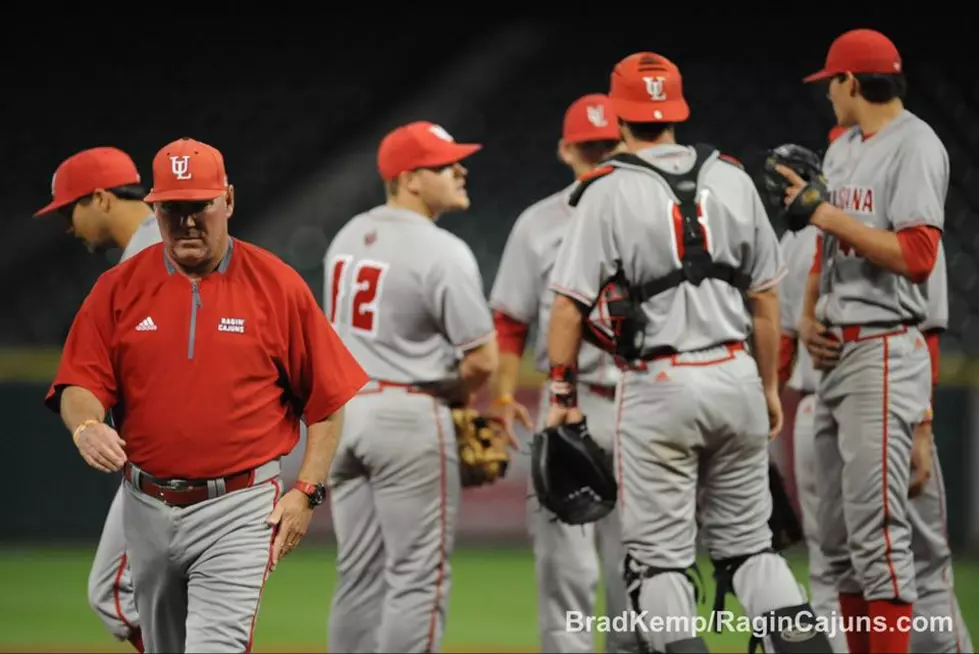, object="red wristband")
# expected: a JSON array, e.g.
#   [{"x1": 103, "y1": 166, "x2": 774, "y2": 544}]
[{"x1": 549, "y1": 363, "x2": 579, "y2": 408}]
